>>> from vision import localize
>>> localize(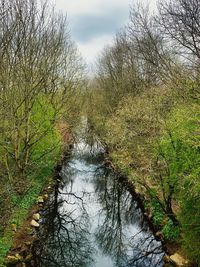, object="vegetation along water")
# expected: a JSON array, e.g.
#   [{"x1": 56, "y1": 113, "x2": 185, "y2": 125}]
[{"x1": 0, "y1": 0, "x2": 199, "y2": 267}]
